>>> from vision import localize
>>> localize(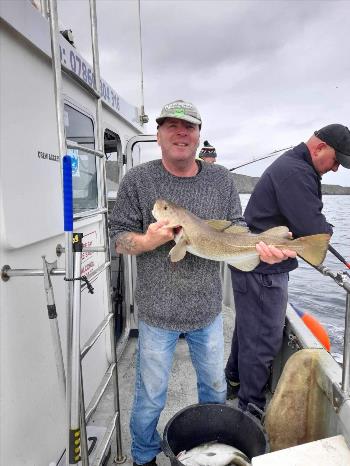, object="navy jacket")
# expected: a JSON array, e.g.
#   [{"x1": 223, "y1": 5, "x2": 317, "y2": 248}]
[{"x1": 243, "y1": 142, "x2": 333, "y2": 274}]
